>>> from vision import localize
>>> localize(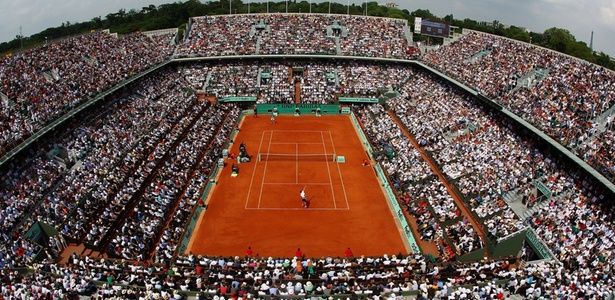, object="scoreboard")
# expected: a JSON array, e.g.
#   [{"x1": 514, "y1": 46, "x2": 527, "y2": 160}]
[{"x1": 414, "y1": 17, "x2": 450, "y2": 38}]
